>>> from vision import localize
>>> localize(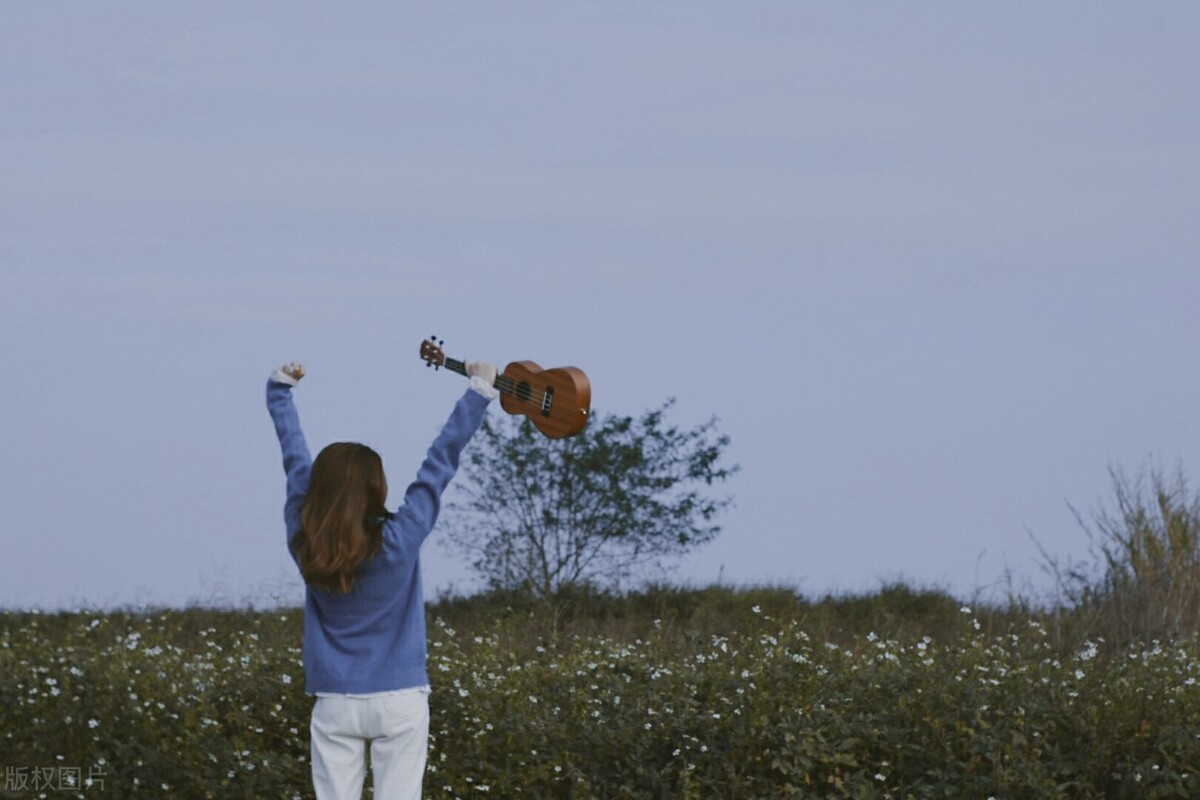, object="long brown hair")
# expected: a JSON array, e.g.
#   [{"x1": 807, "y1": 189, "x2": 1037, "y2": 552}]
[{"x1": 293, "y1": 443, "x2": 388, "y2": 594}]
